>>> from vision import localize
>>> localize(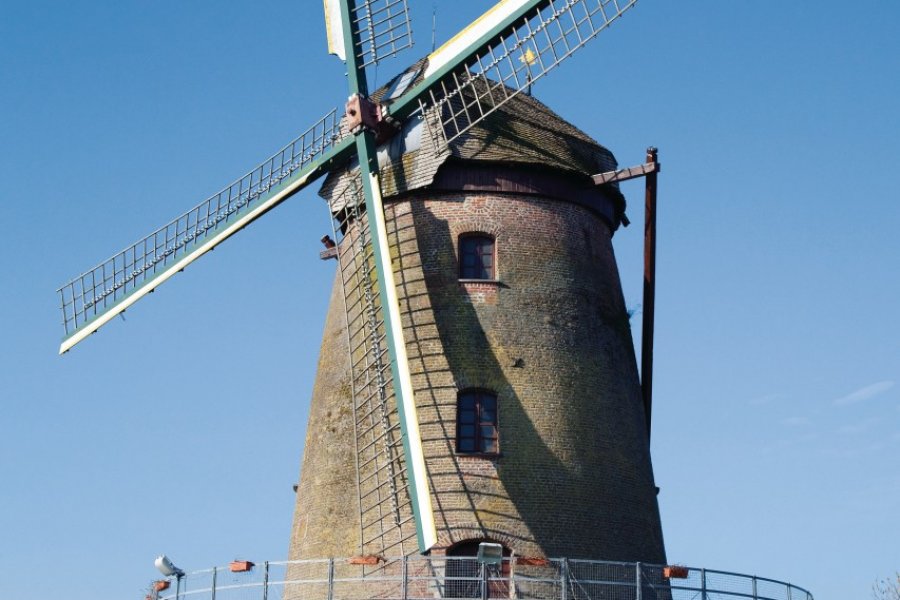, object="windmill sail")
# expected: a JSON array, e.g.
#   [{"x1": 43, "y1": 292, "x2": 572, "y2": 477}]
[
  {"x1": 58, "y1": 0, "x2": 643, "y2": 561},
  {"x1": 56, "y1": 109, "x2": 350, "y2": 354},
  {"x1": 324, "y1": 0, "x2": 347, "y2": 60},
  {"x1": 333, "y1": 0, "x2": 437, "y2": 555},
  {"x1": 57, "y1": 0, "x2": 641, "y2": 354},
  {"x1": 388, "y1": 0, "x2": 638, "y2": 143},
  {"x1": 329, "y1": 180, "x2": 421, "y2": 556},
  {"x1": 324, "y1": 0, "x2": 413, "y2": 66}
]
